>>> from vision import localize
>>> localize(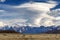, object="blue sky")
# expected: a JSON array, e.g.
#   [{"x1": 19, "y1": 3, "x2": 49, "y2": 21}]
[
  {"x1": 0, "y1": 0, "x2": 29, "y2": 5},
  {"x1": 0, "y1": 0, "x2": 60, "y2": 27}
]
